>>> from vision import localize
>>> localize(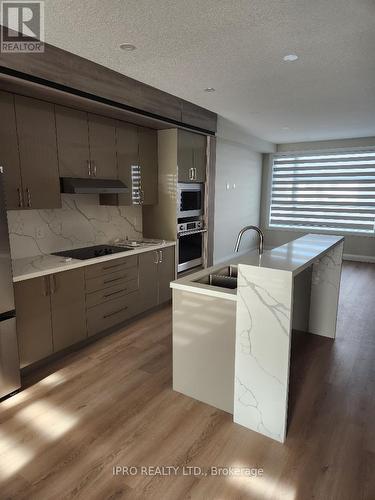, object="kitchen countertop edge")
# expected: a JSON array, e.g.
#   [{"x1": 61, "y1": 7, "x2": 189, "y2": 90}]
[{"x1": 12, "y1": 241, "x2": 176, "y2": 283}]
